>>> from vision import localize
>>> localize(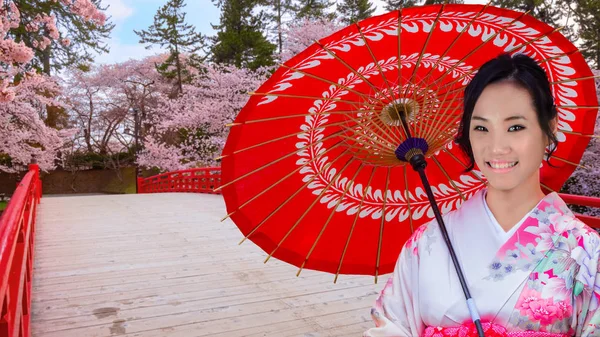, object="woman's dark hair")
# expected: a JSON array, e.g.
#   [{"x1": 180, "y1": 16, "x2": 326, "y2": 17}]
[{"x1": 454, "y1": 53, "x2": 558, "y2": 172}]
